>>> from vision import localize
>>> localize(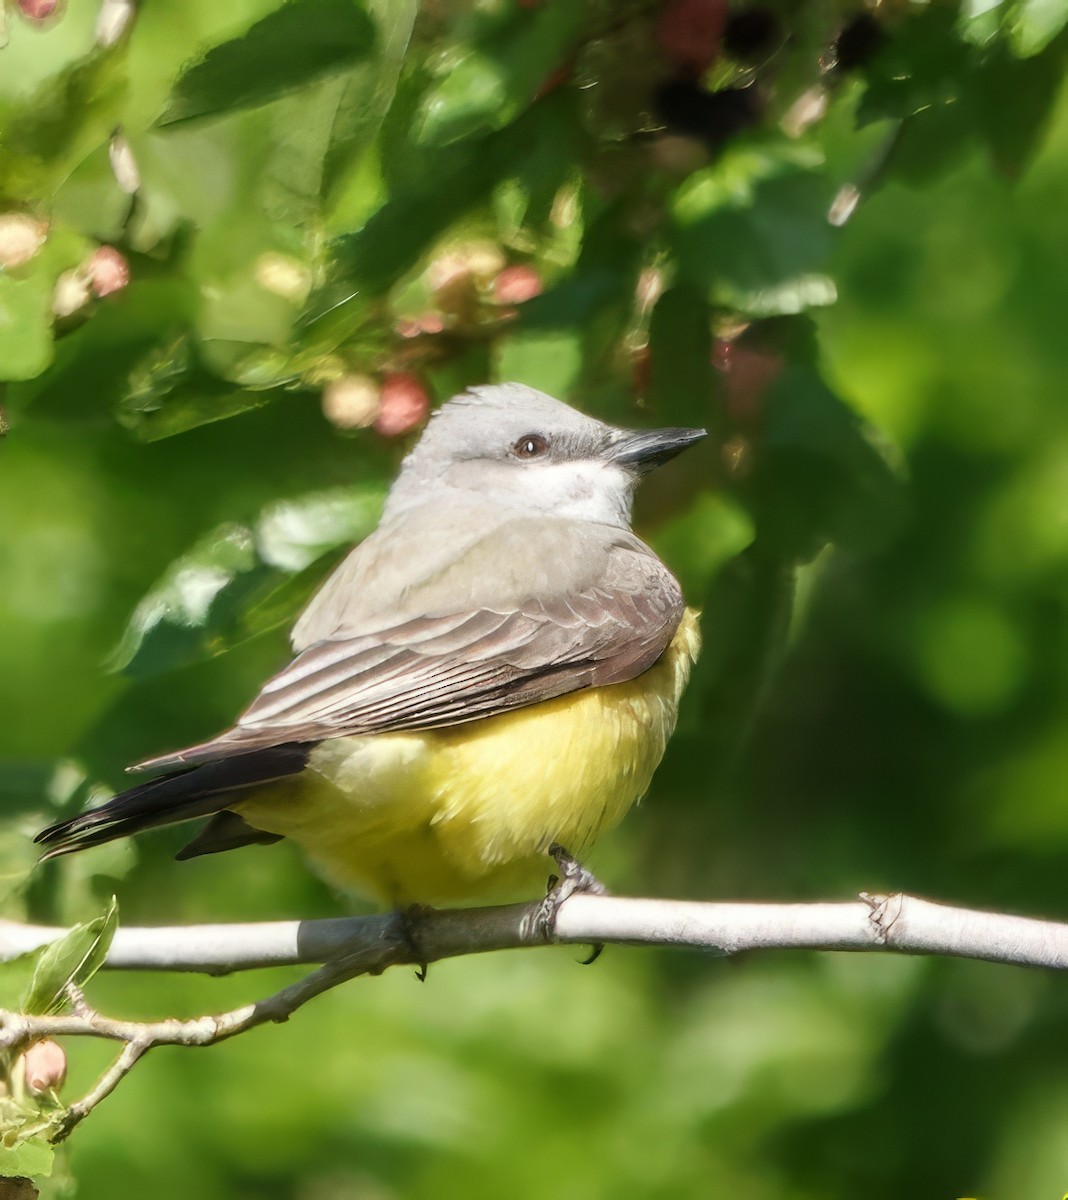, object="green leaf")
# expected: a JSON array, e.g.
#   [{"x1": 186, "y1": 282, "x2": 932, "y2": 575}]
[
  {"x1": 515, "y1": 271, "x2": 622, "y2": 331},
  {"x1": 0, "y1": 271, "x2": 53, "y2": 383},
  {"x1": 0, "y1": 951, "x2": 42, "y2": 1017},
  {"x1": 747, "y1": 366, "x2": 908, "y2": 560},
  {"x1": 415, "y1": 5, "x2": 586, "y2": 146},
  {"x1": 157, "y1": 0, "x2": 376, "y2": 127},
  {"x1": 322, "y1": 0, "x2": 419, "y2": 204},
  {"x1": 651, "y1": 492, "x2": 755, "y2": 600},
  {"x1": 0, "y1": 46, "x2": 127, "y2": 199},
  {"x1": 334, "y1": 93, "x2": 576, "y2": 295},
  {"x1": 255, "y1": 487, "x2": 385, "y2": 571},
  {"x1": 118, "y1": 382, "x2": 280, "y2": 442},
  {"x1": 22, "y1": 897, "x2": 118, "y2": 1017},
  {"x1": 881, "y1": 101, "x2": 976, "y2": 186},
  {"x1": 496, "y1": 331, "x2": 582, "y2": 398},
  {"x1": 647, "y1": 284, "x2": 716, "y2": 429},
  {"x1": 1008, "y1": 0, "x2": 1068, "y2": 55},
  {"x1": 0, "y1": 763, "x2": 104, "y2": 912},
  {"x1": 107, "y1": 522, "x2": 259, "y2": 675},
  {"x1": 114, "y1": 334, "x2": 285, "y2": 441},
  {"x1": 109, "y1": 487, "x2": 385, "y2": 678},
  {"x1": 856, "y1": 3, "x2": 970, "y2": 128},
  {"x1": 417, "y1": 54, "x2": 508, "y2": 148},
  {"x1": 0, "y1": 1138, "x2": 54, "y2": 1180},
  {"x1": 670, "y1": 159, "x2": 837, "y2": 317},
  {"x1": 9, "y1": 281, "x2": 198, "y2": 423},
  {"x1": 332, "y1": 136, "x2": 500, "y2": 294},
  {"x1": 0, "y1": 223, "x2": 91, "y2": 384},
  {"x1": 685, "y1": 546, "x2": 798, "y2": 762},
  {"x1": 234, "y1": 550, "x2": 346, "y2": 644},
  {"x1": 968, "y1": 37, "x2": 1066, "y2": 177}
]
